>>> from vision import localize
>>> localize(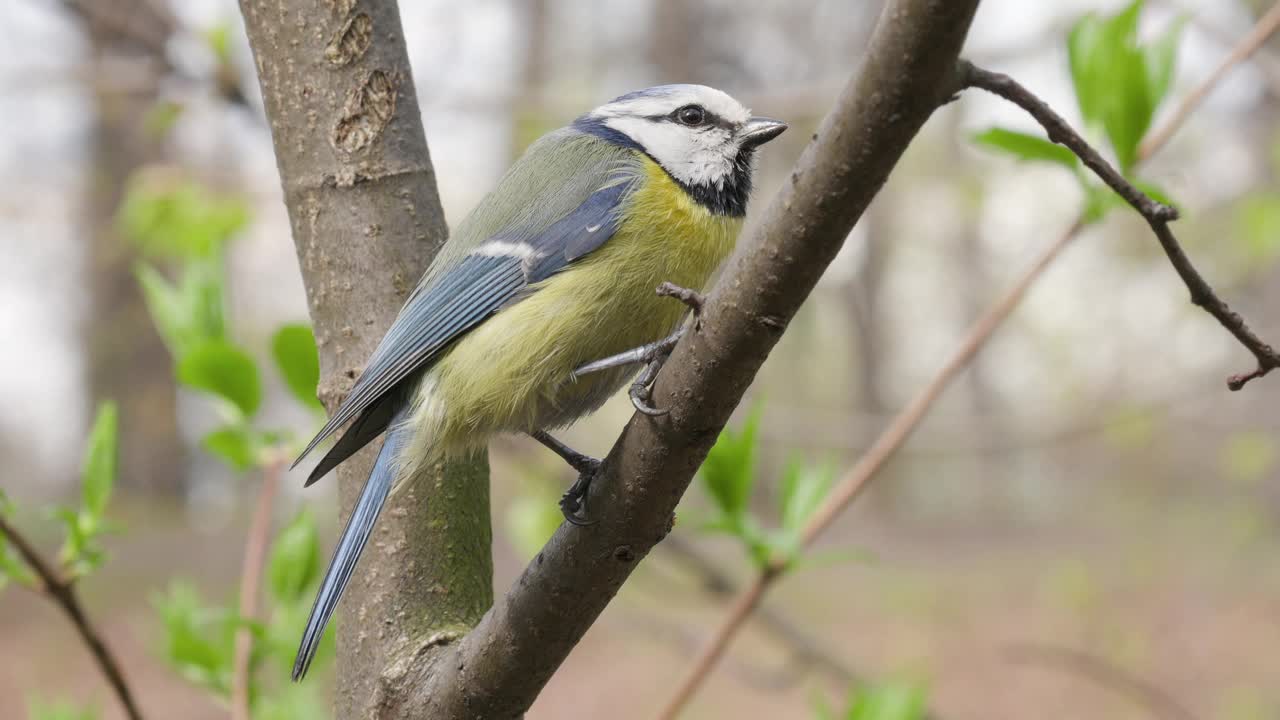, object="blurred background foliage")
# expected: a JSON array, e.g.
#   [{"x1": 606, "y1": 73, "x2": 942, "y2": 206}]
[{"x1": 2, "y1": 0, "x2": 1280, "y2": 718}]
